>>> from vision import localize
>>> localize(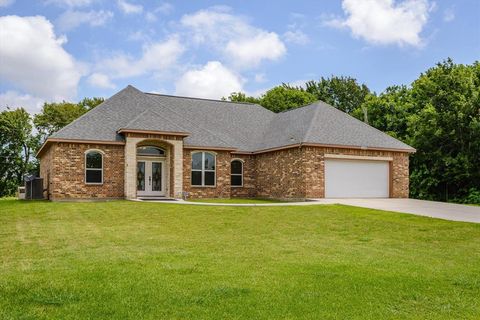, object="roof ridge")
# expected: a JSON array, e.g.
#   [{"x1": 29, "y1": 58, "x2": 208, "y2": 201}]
[
  {"x1": 122, "y1": 108, "x2": 150, "y2": 129},
  {"x1": 50, "y1": 85, "x2": 132, "y2": 139},
  {"x1": 144, "y1": 93, "x2": 237, "y2": 148},
  {"x1": 304, "y1": 102, "x2": 325, "y2": 142},
  {"x1": 145, "y1": 92, "x2": 259, "y2": 106},
  {"x1": 122, "y1": 106, "x2": 190, "y2": 133},
  {"x1": 278, "y1": 100, "x2": 321, "y2": 114}
]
